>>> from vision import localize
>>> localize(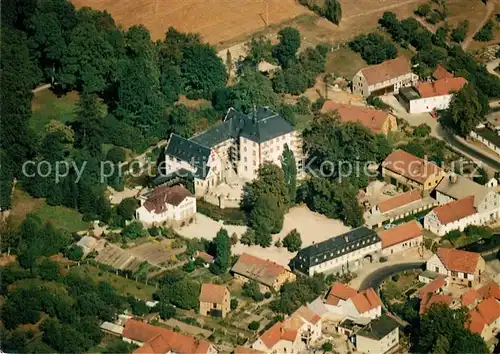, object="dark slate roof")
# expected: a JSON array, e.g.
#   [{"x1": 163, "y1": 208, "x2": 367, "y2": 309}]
[
  {"x1": 190, "y1": 107, "x2": 294, "y2": 147},
  {"x1": 165, "y1": 134, "x2": 211, "y2": 179},
  {"x1": 356, "y1": 314, "x2": 399, "y2": 340},
  {"x1": 474, "y1": 127, "x2": 500, "y2": 148},
  {"x1": 291, "y1": 227, "x2": 380, "y2": 273}
]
